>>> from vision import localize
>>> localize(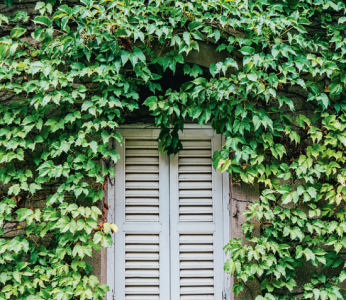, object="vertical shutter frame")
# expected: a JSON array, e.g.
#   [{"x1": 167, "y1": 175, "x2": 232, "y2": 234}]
[
  {"x1": 113, "y1": 129, "x2": 170, "y2": 300},
  {"x1": 170, "y1": 129, "x2": 224, "y2": 300}
]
